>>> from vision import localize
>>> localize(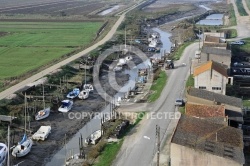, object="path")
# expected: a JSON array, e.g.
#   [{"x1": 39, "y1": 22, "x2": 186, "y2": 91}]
[{"x1": 0, "y1": 0, "x2": 146, "y2": 100}]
